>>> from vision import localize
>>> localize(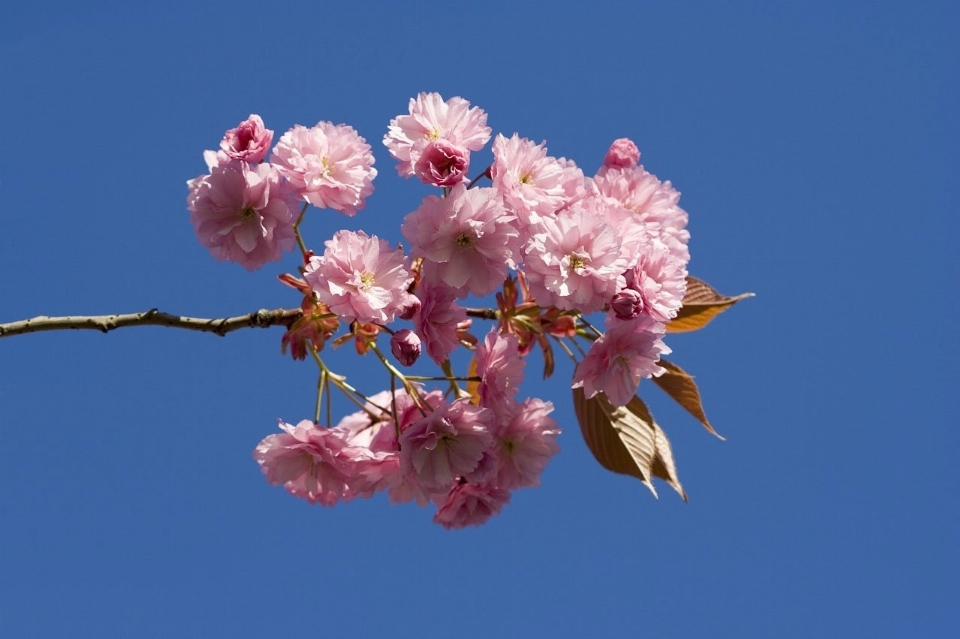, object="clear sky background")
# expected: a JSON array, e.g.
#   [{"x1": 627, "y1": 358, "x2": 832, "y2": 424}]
[{"x1": 1, "y1": 2, "x2": 957, "y2": 638}]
